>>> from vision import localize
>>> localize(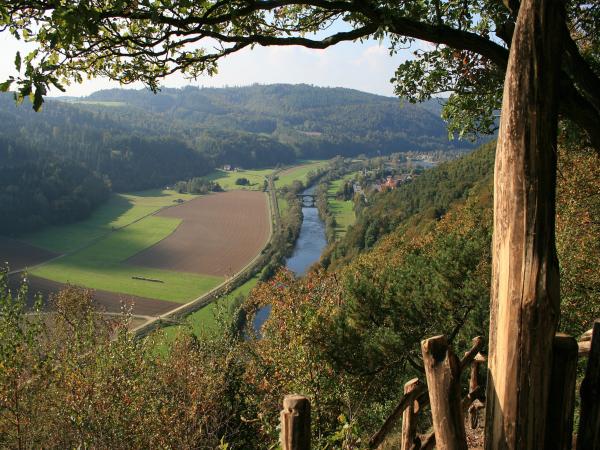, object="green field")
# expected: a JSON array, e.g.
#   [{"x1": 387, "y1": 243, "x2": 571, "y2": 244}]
[
  {"x1": 199, "y1": 161, "x2": 329, "y2": 192},
  {"x1": 203, "y1": 168, "x2": 274, "y2": 191},
  {"x1": 31, "y1": 215, "x2": 223, "y2": 302},
  {"x1": 160, "y1": 274, "x2": 261, "y2": 343},
  {"x1": 275, "y1": 161, "x2": 329, "y2": 188},
  {"x1": 327, "y1": 175, "x2": 357, "y2": 240},
  {"x1": 277, "y1": 195, "x2": 290, "y2": 217},
  {"x1": 25, "y1": 189, "x2": 195, "y2": 254}
]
